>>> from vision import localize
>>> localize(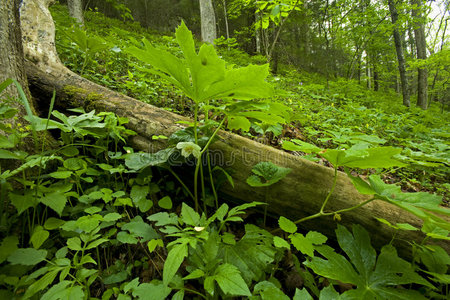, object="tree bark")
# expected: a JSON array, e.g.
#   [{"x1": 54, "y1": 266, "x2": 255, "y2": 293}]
[
  {"x1": 19, "y1": 0, "x2": 449, "y2": 257},
  {"x1": 199, "y1": 0, "x2": 217, "y2": 44},
  {"x1": 67, "y1": 0, "x2": 85, "y2": 26},
  {"x1": 388, "y1": 0, "x2": 410, "y2": 107},
  {"x1": 0, "y1": 0, "x2": 37, "y2": 159},
  {"x1": 411, "y1": 0, "x2": 428, "y2": 109}
]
